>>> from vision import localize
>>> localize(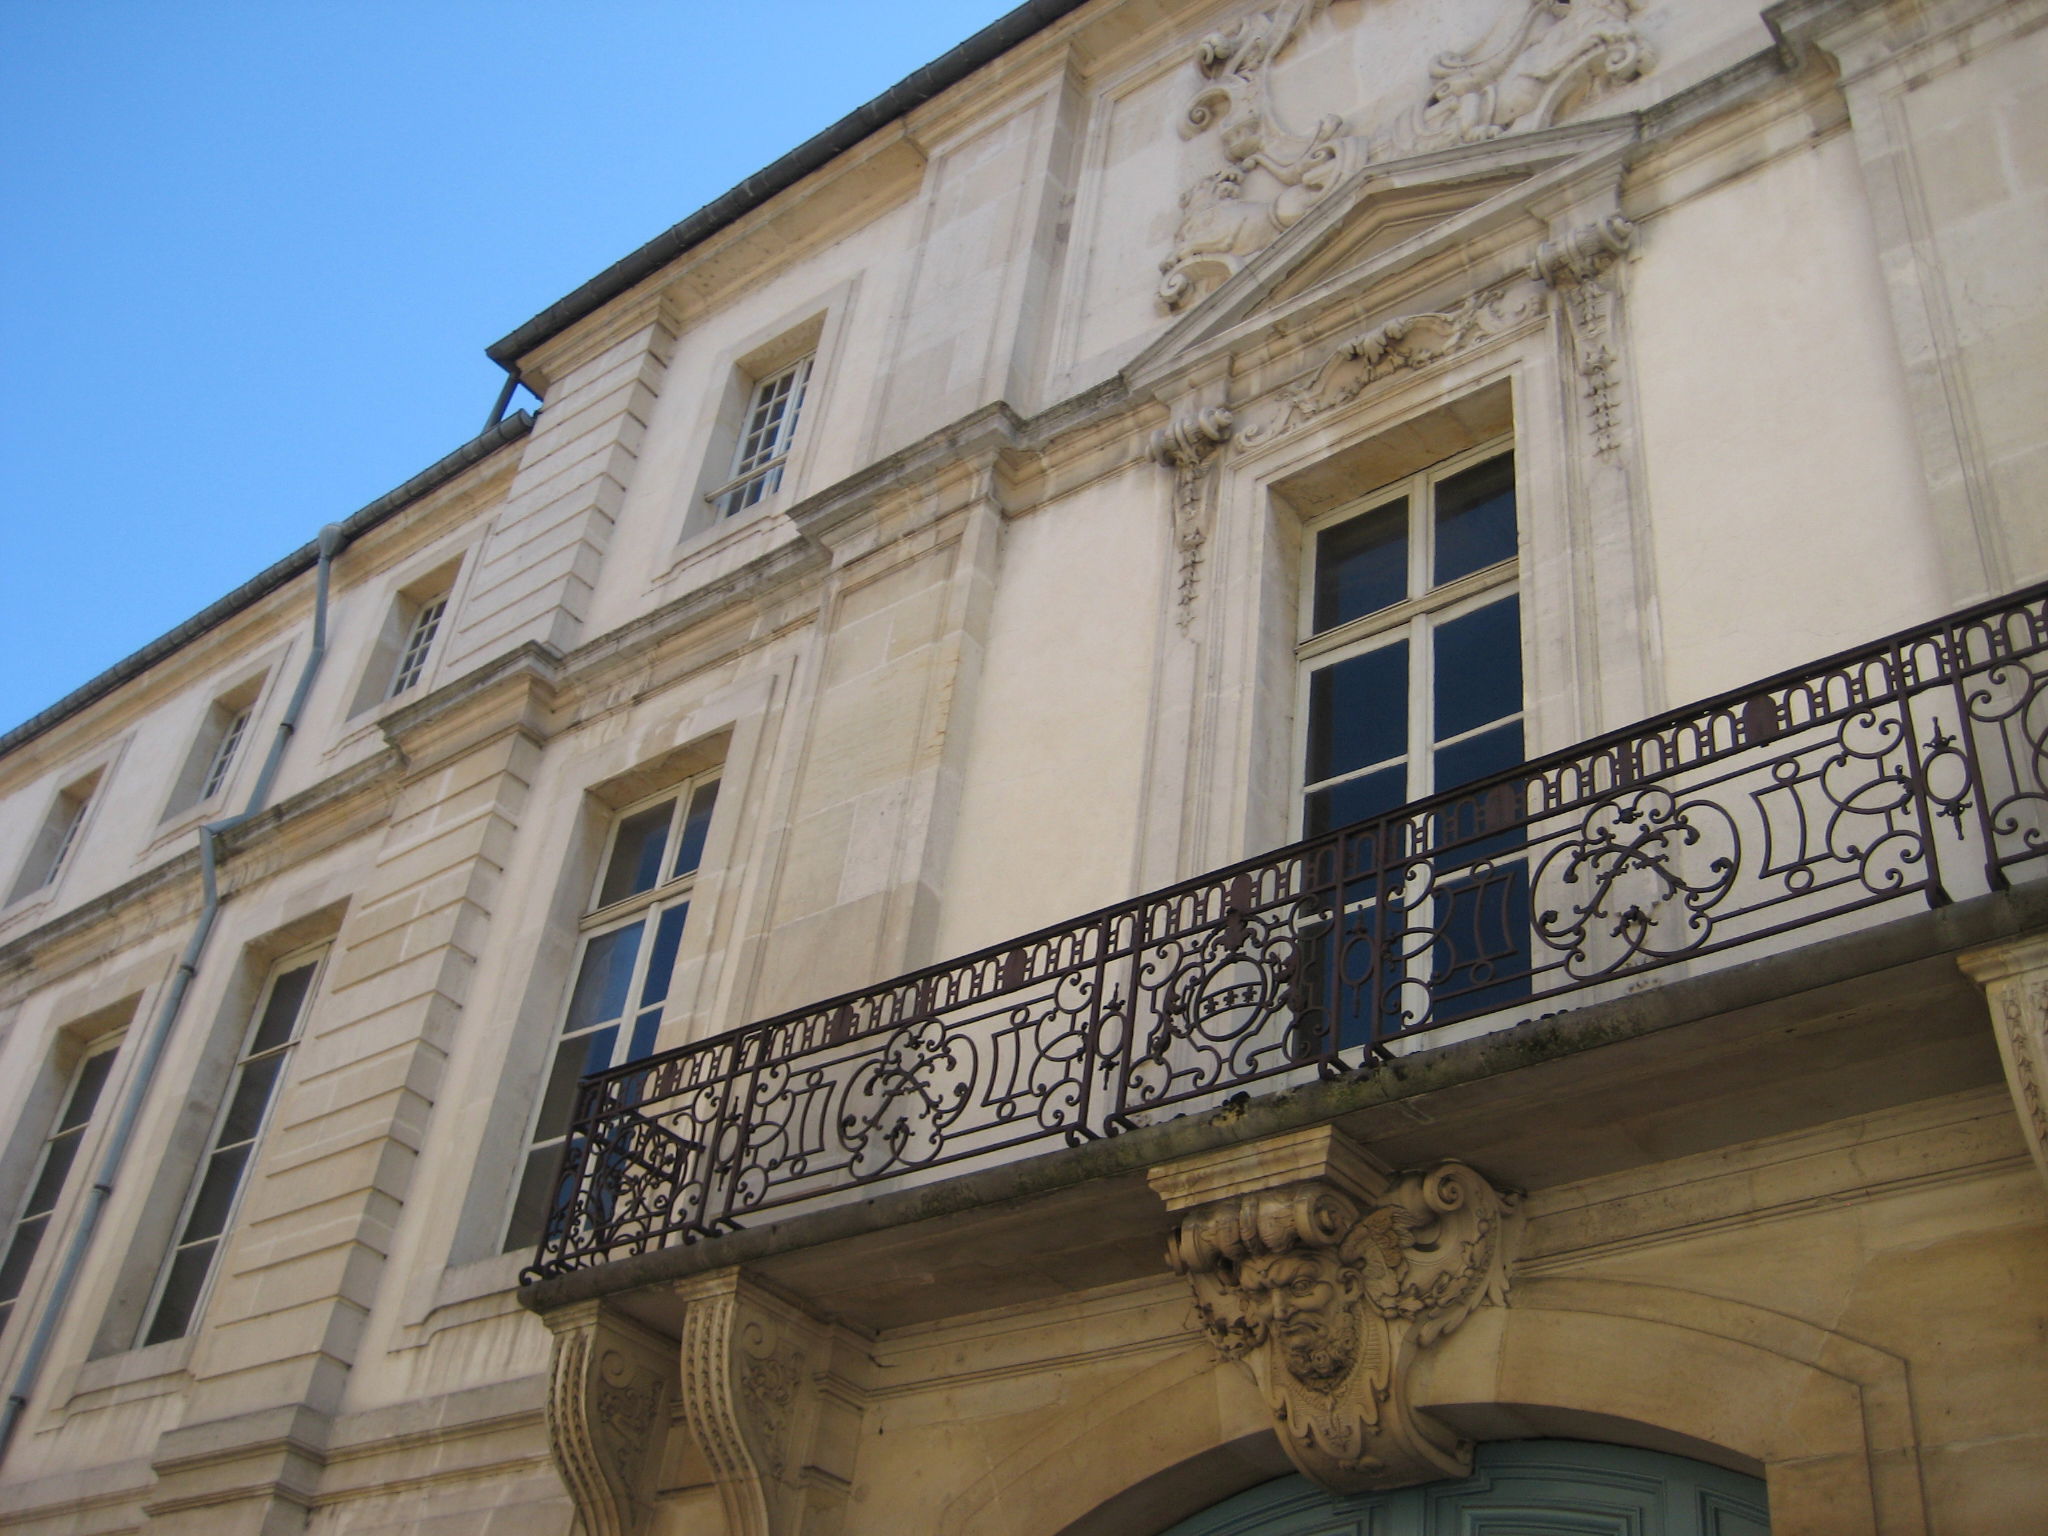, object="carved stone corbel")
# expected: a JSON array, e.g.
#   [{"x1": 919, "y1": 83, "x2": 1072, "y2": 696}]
[
  {"x1": 1958, "y1": 935, "x2": 2048, "y2": 1190},
  {"x1": 675, "y1": 1269, "x2": 858, "y2": 1536},
  {"x1": 1150, "y1": 402, "x2": 1237, "y2": 626},
  {"x1": 1151, "y1": 1126, "x2": 1517, "y2": 1493},
  {"x1": 543, "y1": 1300, "x2": 677, "y2": 1536},
  {"x1": 1531, "y1": 213, "x2": 1637, "y2": 459}
]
